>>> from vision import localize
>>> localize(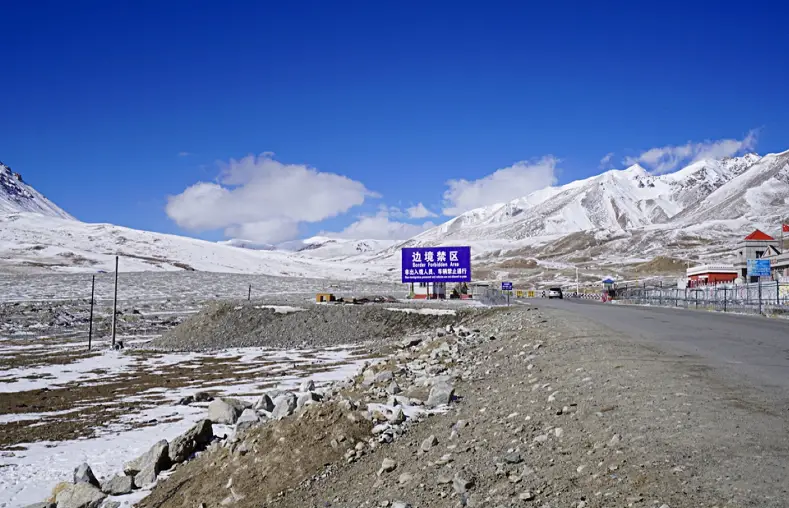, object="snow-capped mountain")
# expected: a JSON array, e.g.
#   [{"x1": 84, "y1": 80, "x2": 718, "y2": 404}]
[
  {"x1": 289, "y1": 236, "x2": 397, "y2": 260},
  {"x1": 385, "y1": 151, "x2": 788, "y2": 262},
  {"x1": 0, "y1": 162, "x2": 74, "y2": 219}
]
